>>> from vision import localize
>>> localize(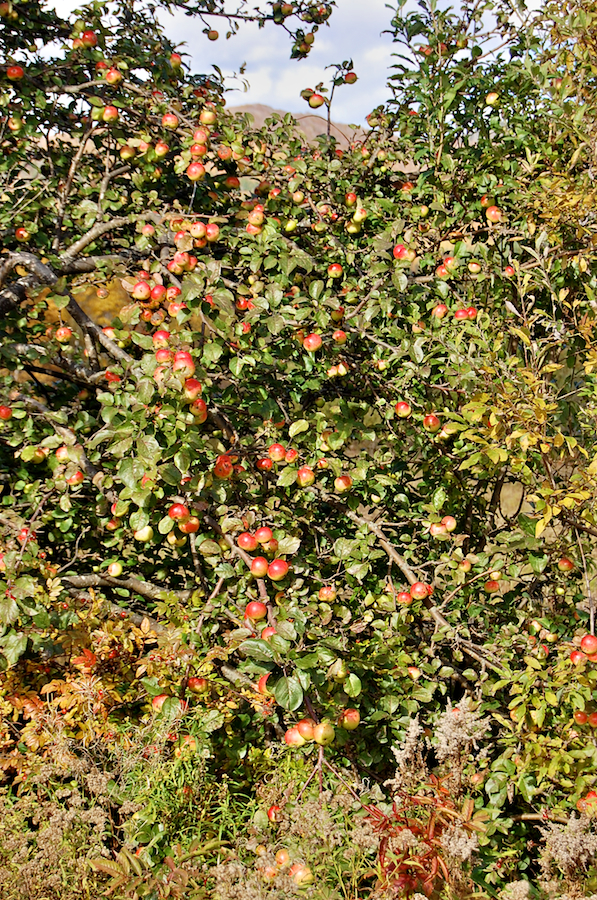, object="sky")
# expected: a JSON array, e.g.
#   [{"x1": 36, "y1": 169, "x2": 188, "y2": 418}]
[{"x1": 52, "y1": 0, "x2": 398, "y2": 125}]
